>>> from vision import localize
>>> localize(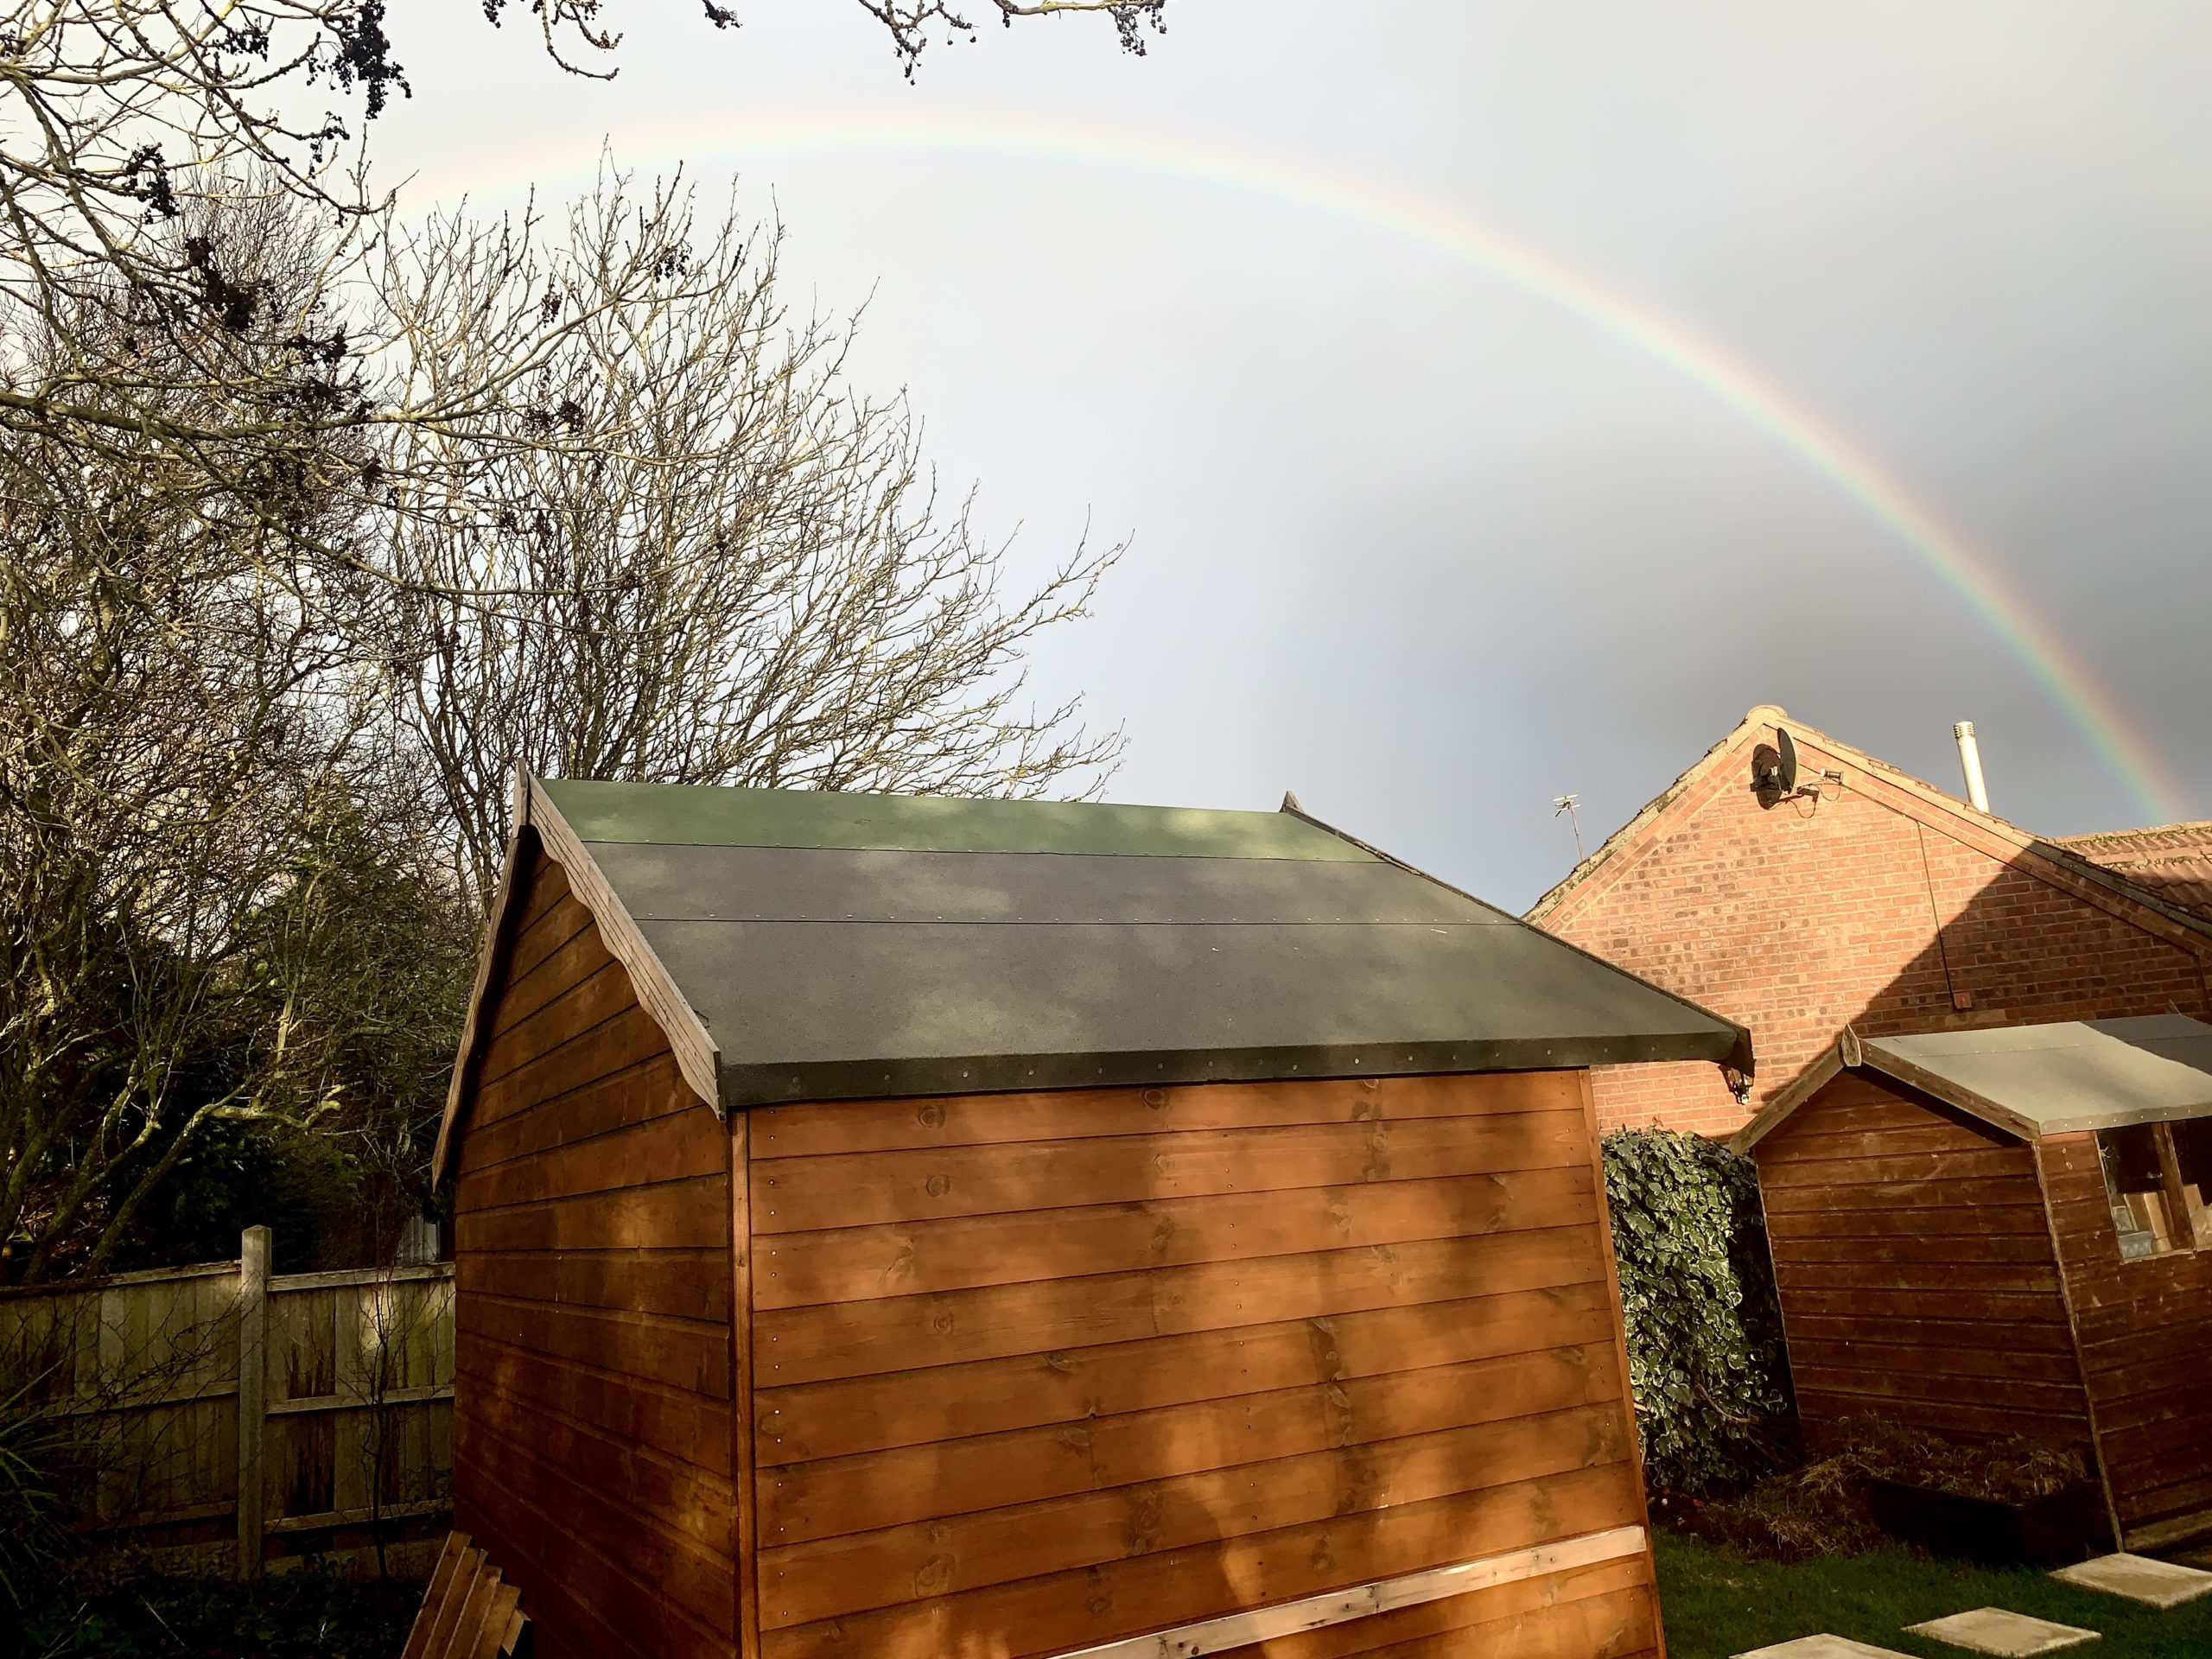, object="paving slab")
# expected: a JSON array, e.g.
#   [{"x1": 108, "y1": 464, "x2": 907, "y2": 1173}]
[
  {"x1": 2051, "y1": 1552, "x2": 2212, "y2": 1609},
  {"x1": 1733, "y1": 1637, "x2": 1918, "y2": 1659},
  {"x1": 1904, "y1": 1608, "x2": 2099, "y2": 1656}
]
